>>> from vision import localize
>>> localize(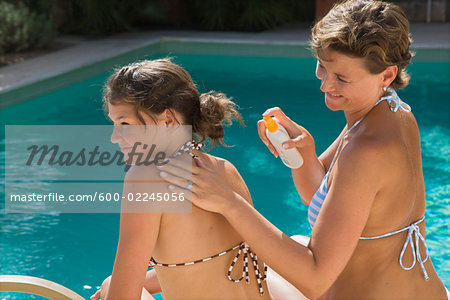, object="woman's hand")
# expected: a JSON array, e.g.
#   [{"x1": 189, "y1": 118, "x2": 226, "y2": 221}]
[
  {"x1": 258, "y1": 107, "x2": 315, "y2": 157},
  {"x1": 158, "y1": 158, "x2": 239, "y2": 214}
]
